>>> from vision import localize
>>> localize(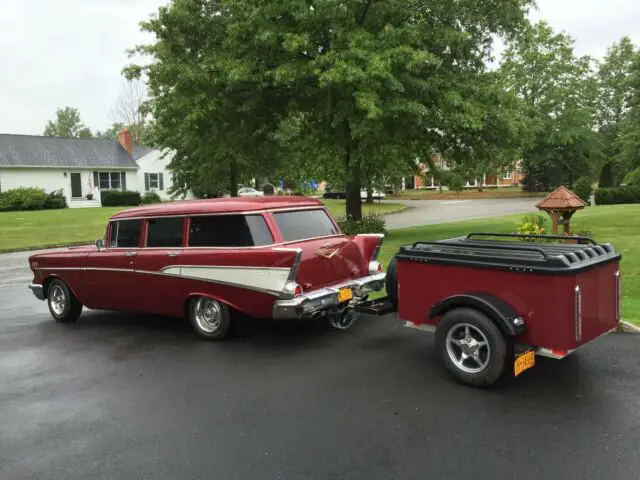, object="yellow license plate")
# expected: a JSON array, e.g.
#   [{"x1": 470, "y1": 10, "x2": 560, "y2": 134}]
[
  {"x1": 514, "y1": 350, "x2": 535, "y2": 377},
  {"x1": 337, "y1": 288, "x2": 353, "y2": 303}
]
